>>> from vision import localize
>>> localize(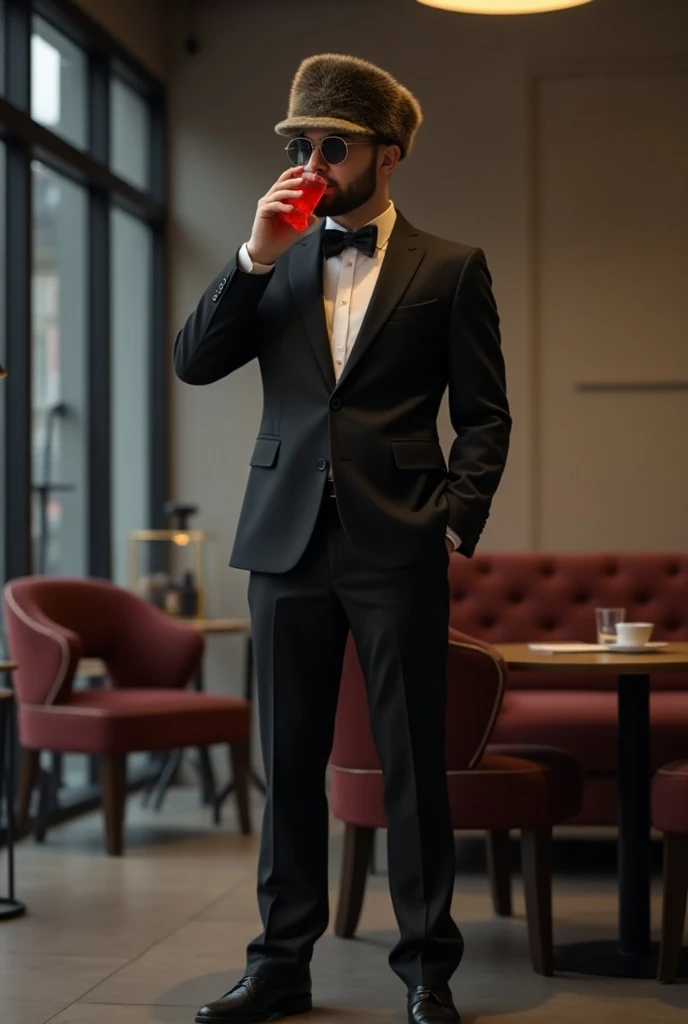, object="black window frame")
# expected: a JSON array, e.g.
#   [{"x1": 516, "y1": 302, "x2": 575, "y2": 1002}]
[{"x1": 0, "y1": 0, "x2": 168, "y2": 586}]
